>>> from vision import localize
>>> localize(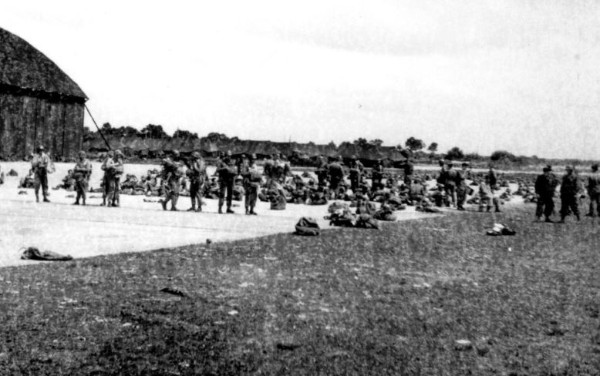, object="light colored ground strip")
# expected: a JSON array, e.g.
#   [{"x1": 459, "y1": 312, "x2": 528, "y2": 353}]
[
  {"x1": 0, "y1": 161, "x2": 516, "y2": 268},
  {"x1": 0, "y1": 162, "x2": 438, "y2": 268}
]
